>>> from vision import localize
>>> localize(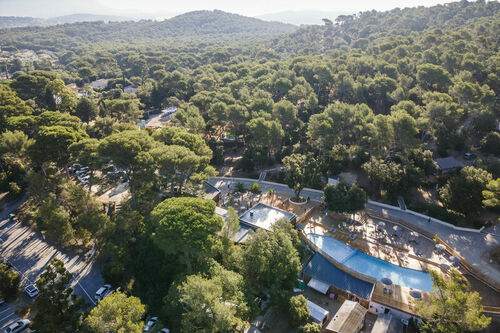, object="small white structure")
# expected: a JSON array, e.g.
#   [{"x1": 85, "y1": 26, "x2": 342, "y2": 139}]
[
  {"x1": 308, "y1": 300, "x2": 330, "y2": 326},
  {"x1": 90, "y1": 79, "x2": 109, "y2": 89},
  {"x1": 328, "y1": 175, "x2": 340, "y2": 186},
  {"x1": 124, "y1": 85, "x2": 139, "y2": 94},
  {"x1": 307, "y1": 278, "x2": 330, "y2": 295}
]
